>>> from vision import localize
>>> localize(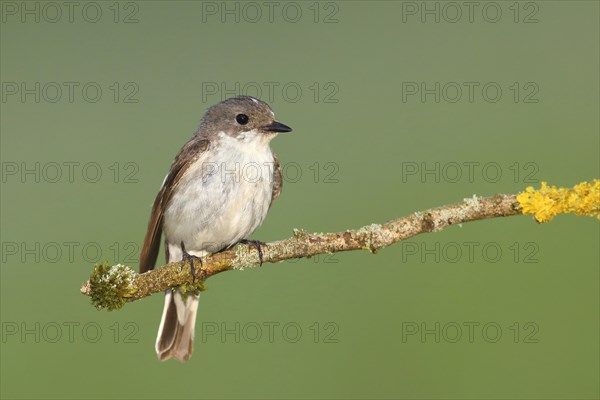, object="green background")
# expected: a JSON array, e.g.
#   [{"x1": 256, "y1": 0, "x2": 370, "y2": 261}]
[{"x1": 1, "y1": 1, "x2": 598, "y2": 398}]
